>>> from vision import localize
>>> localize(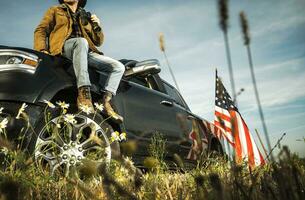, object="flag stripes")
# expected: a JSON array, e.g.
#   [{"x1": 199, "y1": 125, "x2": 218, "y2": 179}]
[{"x1": 214, "y1": 70, "x2": 265, "y2": 167}]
